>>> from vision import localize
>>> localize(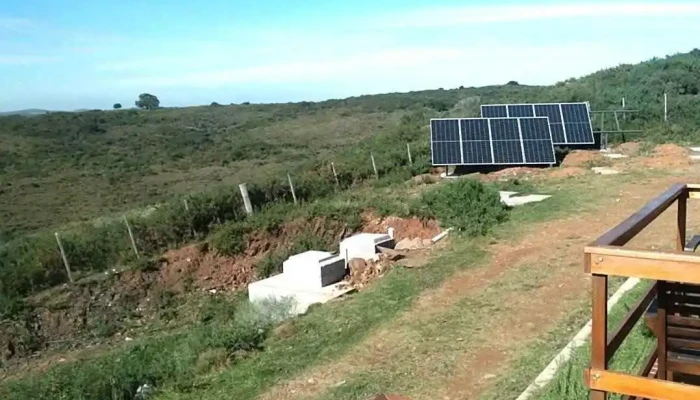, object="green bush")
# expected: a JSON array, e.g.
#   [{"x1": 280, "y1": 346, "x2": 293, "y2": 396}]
[
  {"x1": 415, "y1": 179, "x2": 509, "y2": 236},
  {"x1": 208, "y1": 222, "x2": 250, "y2": 256}
]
